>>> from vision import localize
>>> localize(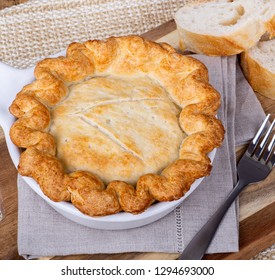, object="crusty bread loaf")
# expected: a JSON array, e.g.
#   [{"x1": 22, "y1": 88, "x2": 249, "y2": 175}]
[
  {"x1": 174, "y1": 0, "x2": 275, "y2": 56},
  {"x1": 241, "y1": 38, "x2": 275, "y2": 99}
]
